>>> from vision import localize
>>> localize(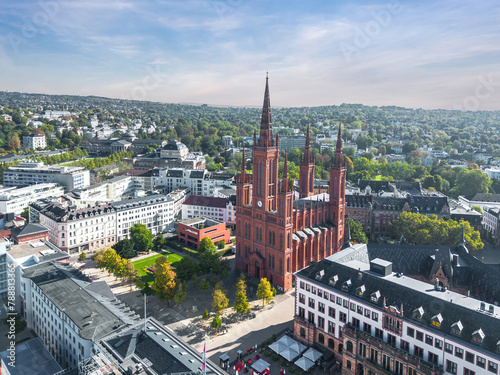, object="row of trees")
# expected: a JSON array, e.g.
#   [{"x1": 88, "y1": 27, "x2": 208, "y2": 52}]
[
  {"x1": 388, "y1": 212, "x2": 483, "y2": 253},
  {"x1": 94, "y1": 248, "x2": 139, "y2": 289},
  {"x1": 70, "y1": 150, "x2": 134, "y2": 170}
]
